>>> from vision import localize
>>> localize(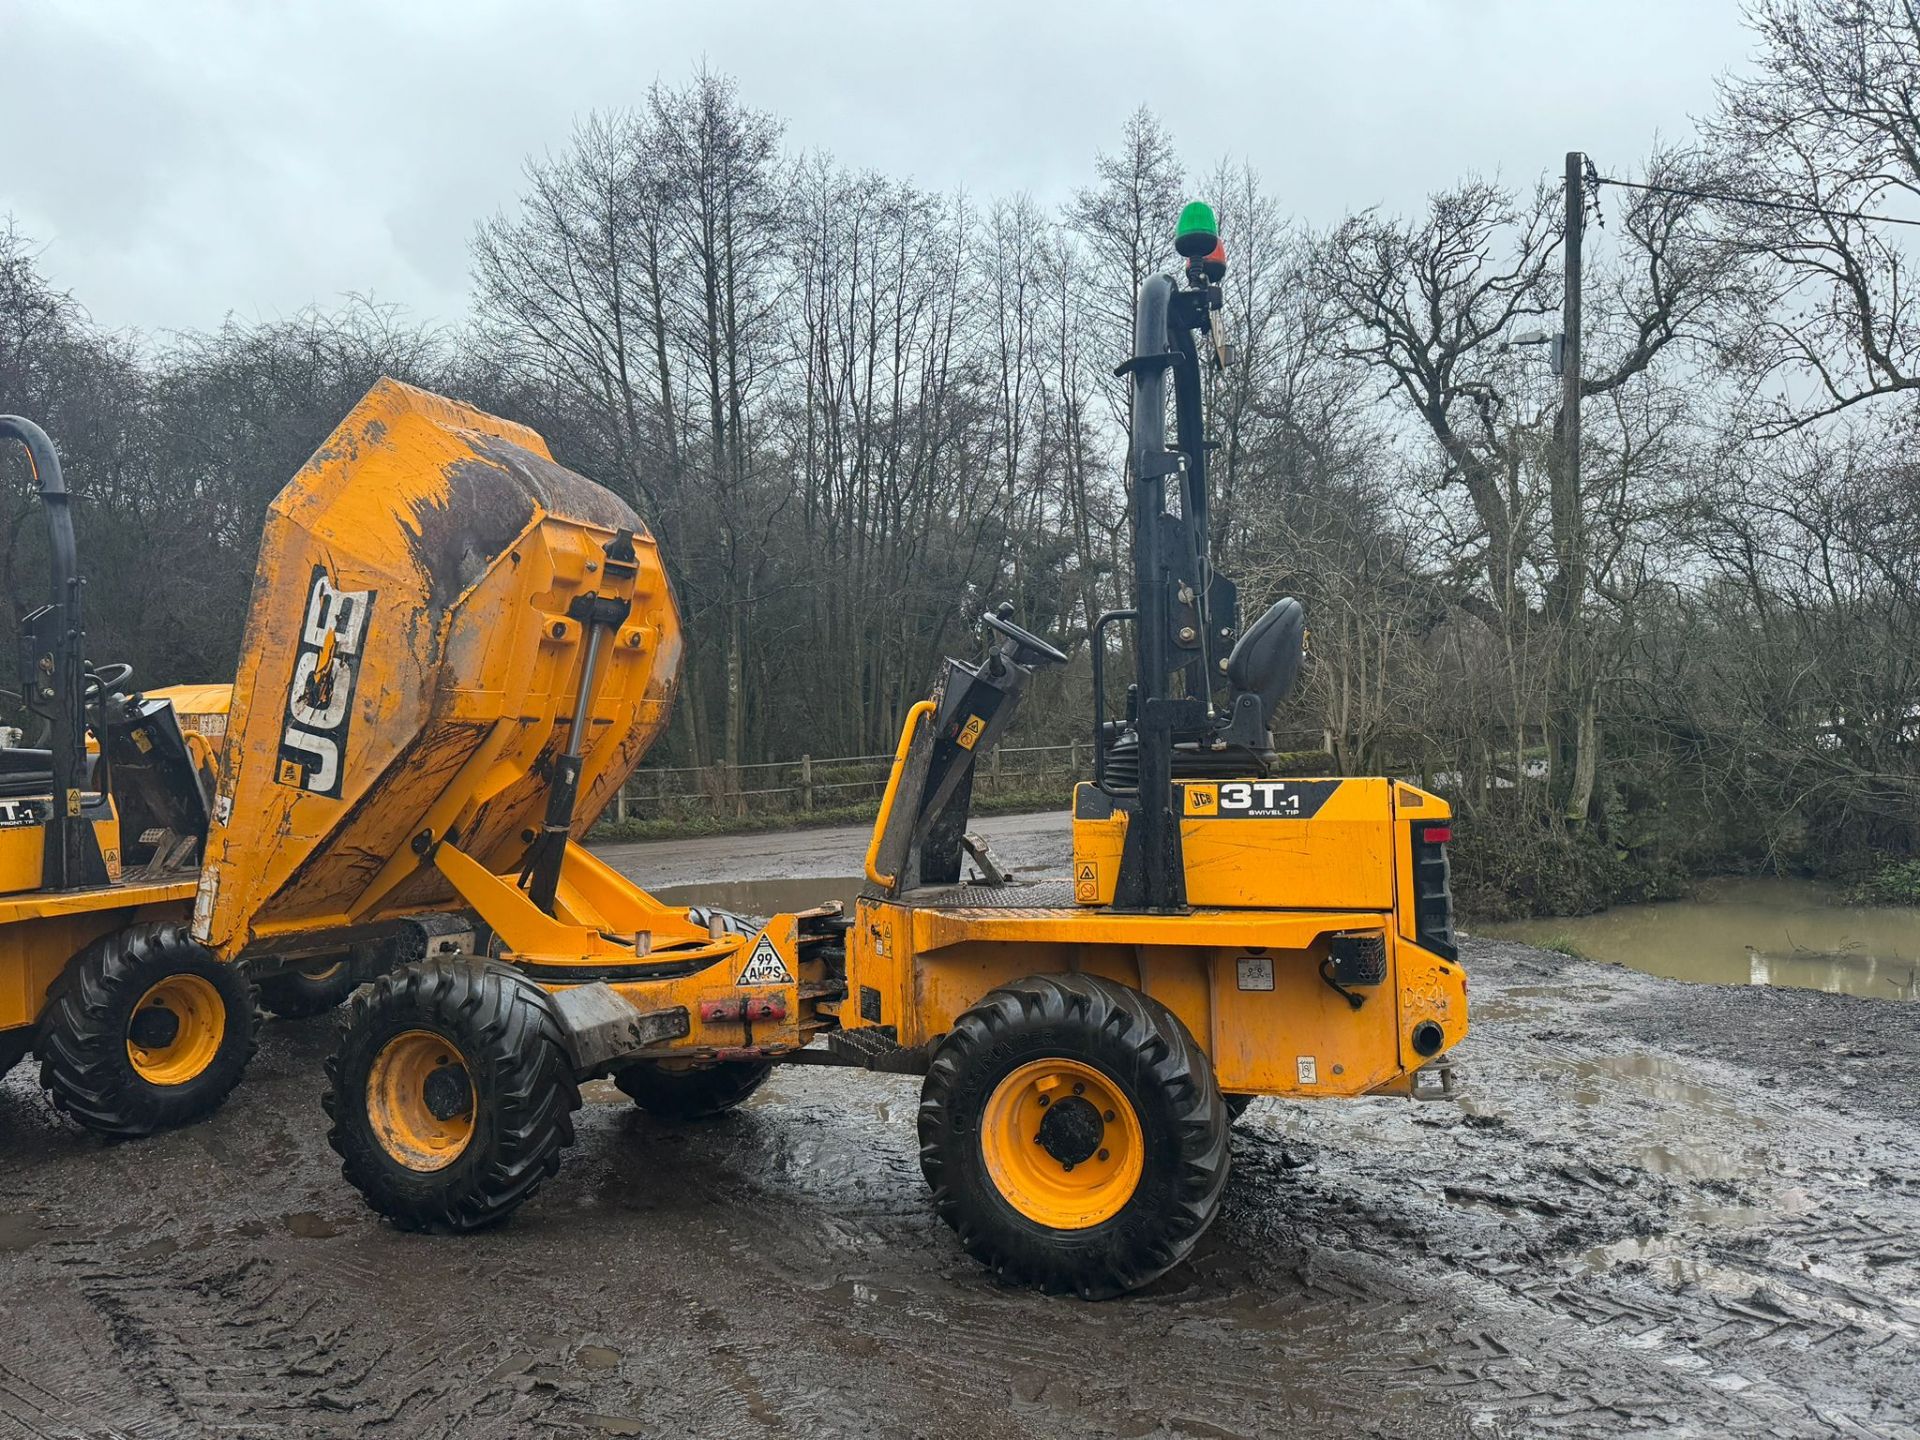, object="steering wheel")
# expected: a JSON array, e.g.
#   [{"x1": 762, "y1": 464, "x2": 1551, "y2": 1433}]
[
  {"x1": 84, "y1": 662, "x2": 134, "y2": 701},
  {"x1": 982, "y1": 606, "x2": 1068, "y2": 667}
]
